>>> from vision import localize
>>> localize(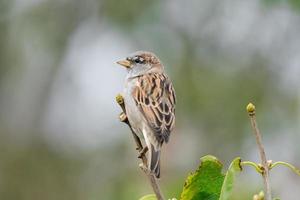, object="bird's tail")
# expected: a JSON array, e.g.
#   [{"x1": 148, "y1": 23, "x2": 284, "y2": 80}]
[{"x1": 149, "y1": 144, "x2": 160, "y2": 179}]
